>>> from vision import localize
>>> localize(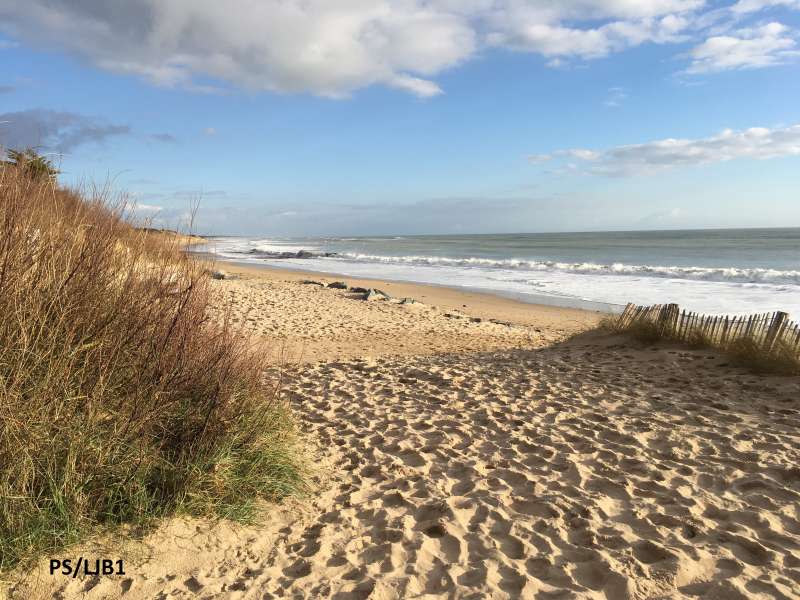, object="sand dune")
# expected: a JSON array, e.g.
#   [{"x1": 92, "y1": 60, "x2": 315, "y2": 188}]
[{"x1": 10, "y1": 270, "x2": 800, "y2": 599}]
